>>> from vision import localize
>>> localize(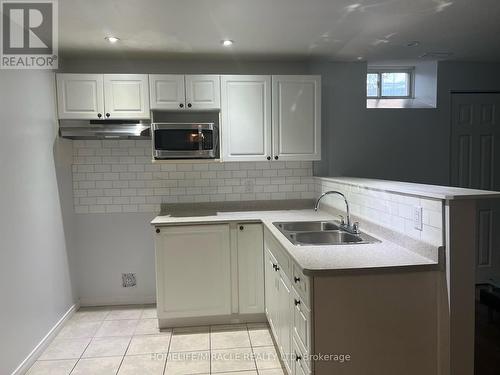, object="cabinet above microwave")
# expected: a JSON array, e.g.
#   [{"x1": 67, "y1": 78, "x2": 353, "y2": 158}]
[{"x1": 149, "y1": 74, "x2": 221, "y2": 111}]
